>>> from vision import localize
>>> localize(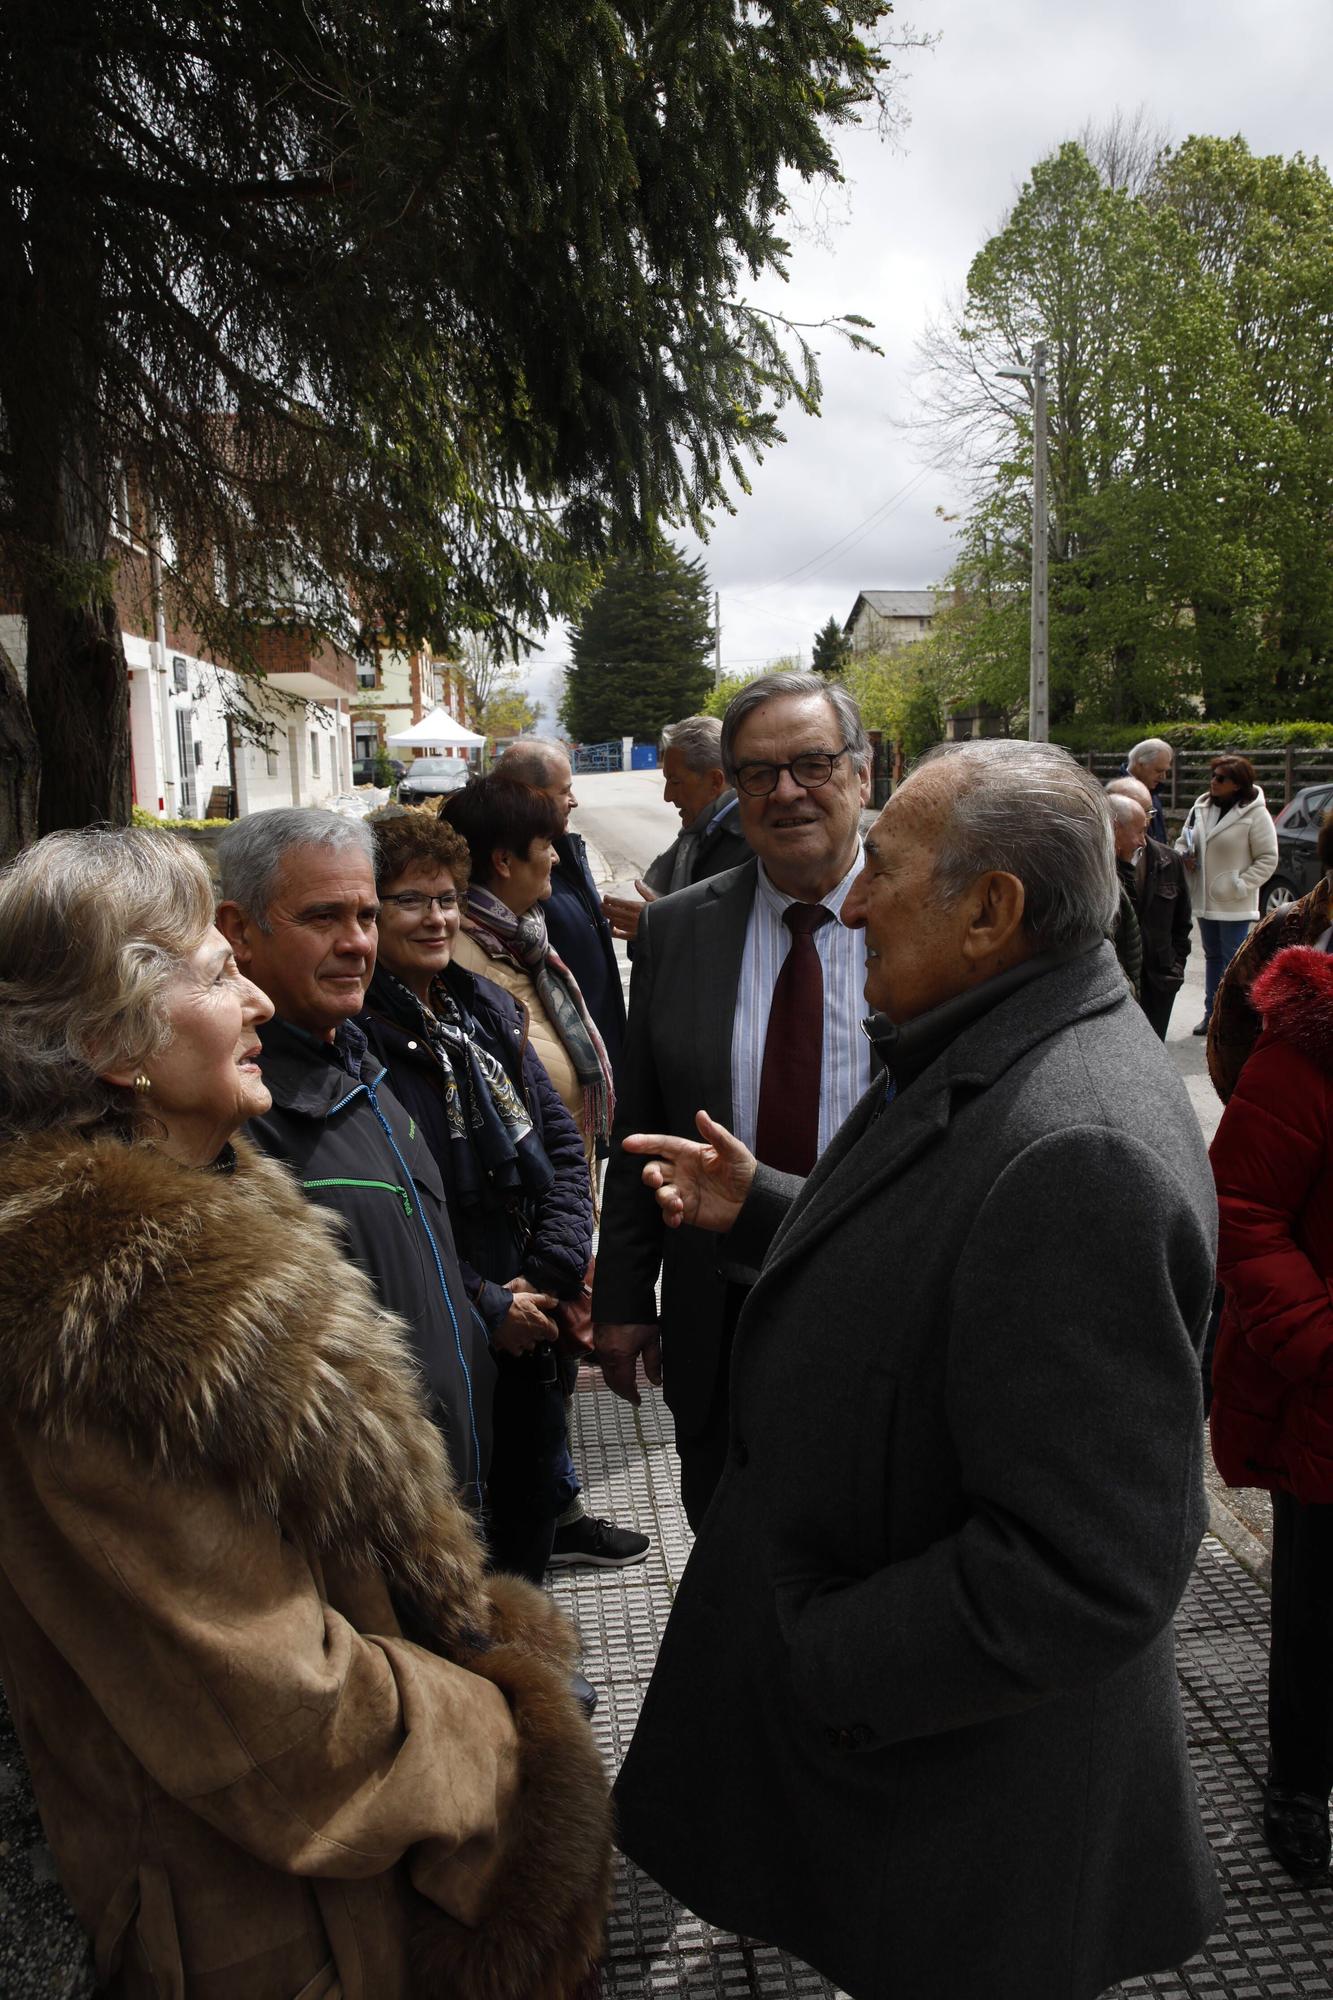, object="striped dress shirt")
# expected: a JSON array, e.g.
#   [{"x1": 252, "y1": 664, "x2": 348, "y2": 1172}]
[{"x1": 730, "y1": 847, "x2": 873, "y2": 1158}]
